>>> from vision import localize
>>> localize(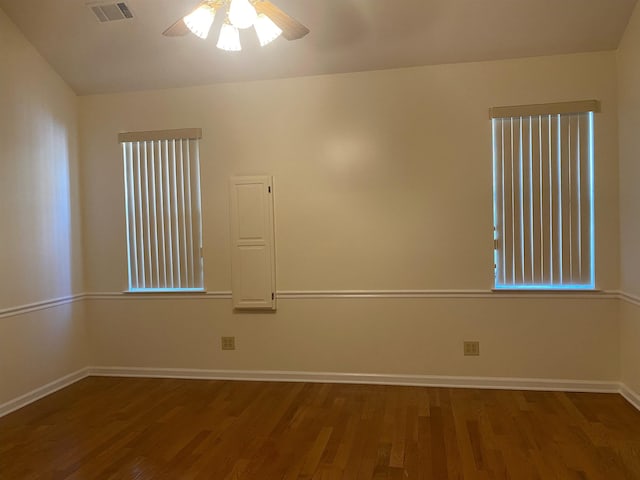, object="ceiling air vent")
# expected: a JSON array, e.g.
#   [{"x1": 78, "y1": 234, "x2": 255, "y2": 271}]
[{"x1": 87, "y1": 1, "x2": 134, "y2": 22}]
